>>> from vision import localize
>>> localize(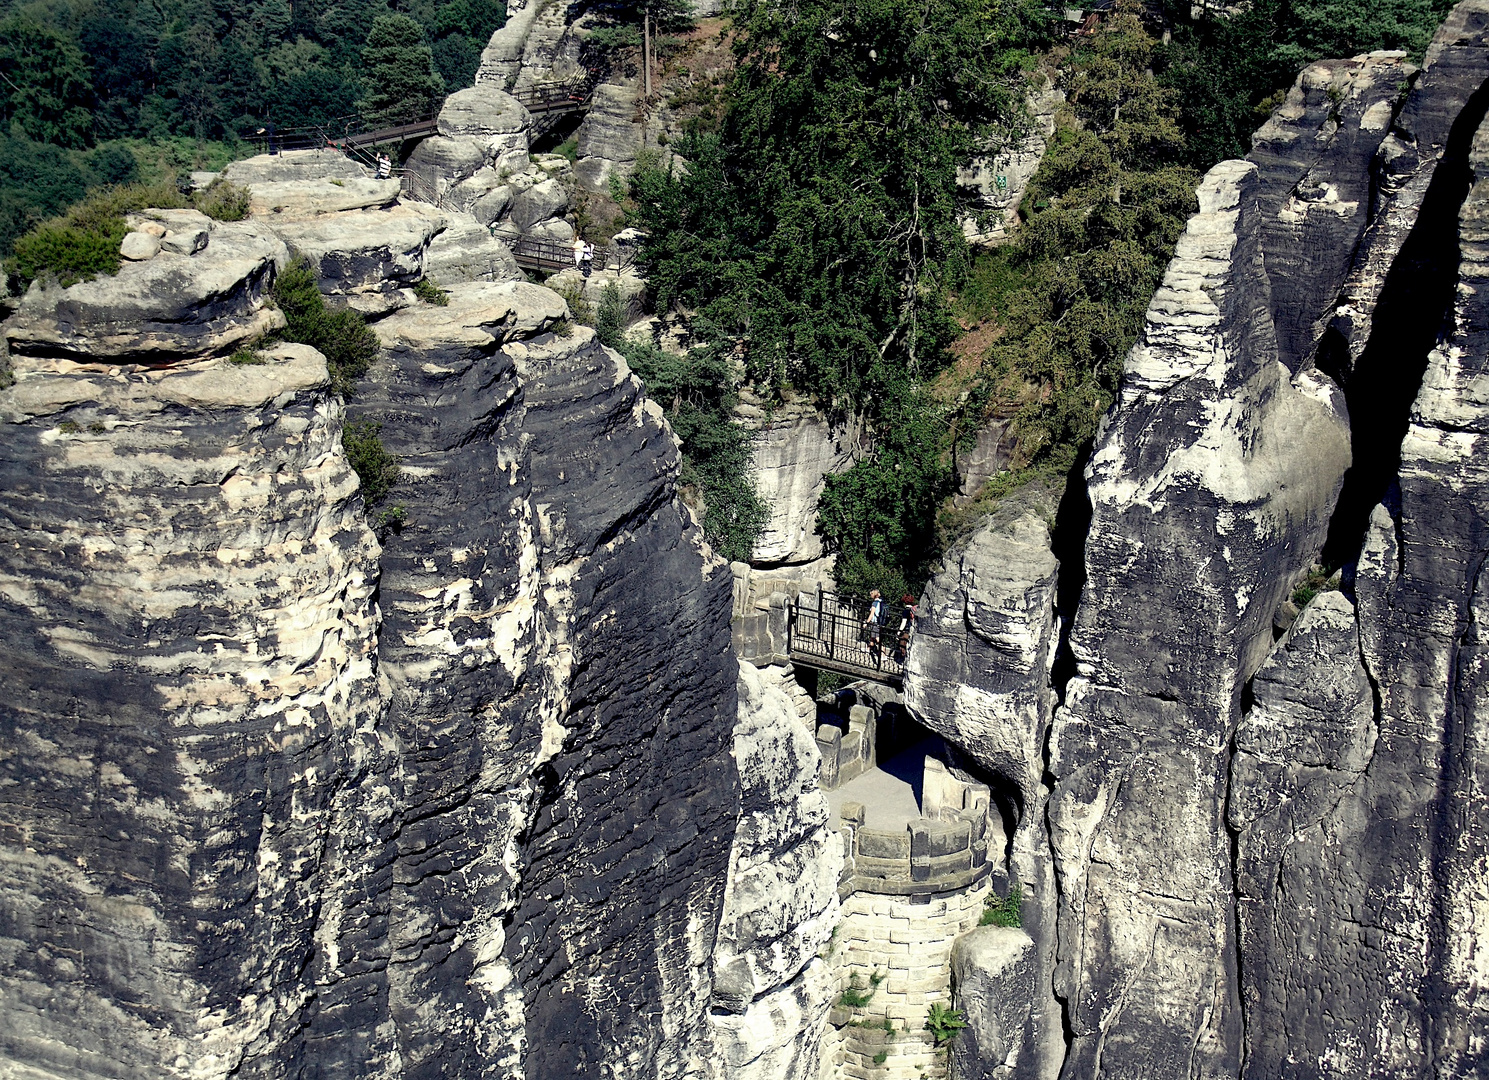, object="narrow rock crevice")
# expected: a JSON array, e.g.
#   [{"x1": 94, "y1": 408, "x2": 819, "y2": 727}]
[
  {"x1": 1049, "y1": 444, "x2": 1094, "y2": 707},
  {"x1": 1320, "y1": 76, "x2": 1489, "y2": 570}
]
